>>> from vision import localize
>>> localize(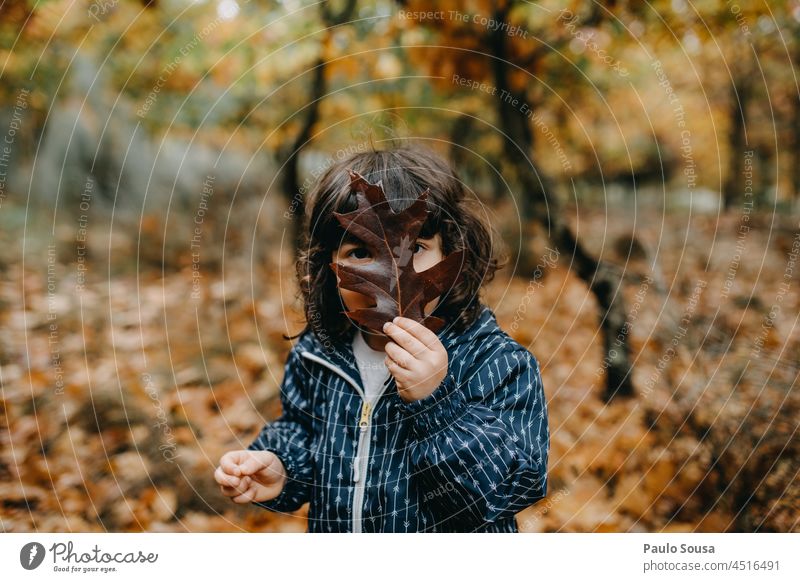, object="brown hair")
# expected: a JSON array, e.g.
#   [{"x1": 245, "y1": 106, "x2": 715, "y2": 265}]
[{"x1": 287, "y1": 143, "x2": 507, "y2": 346}]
